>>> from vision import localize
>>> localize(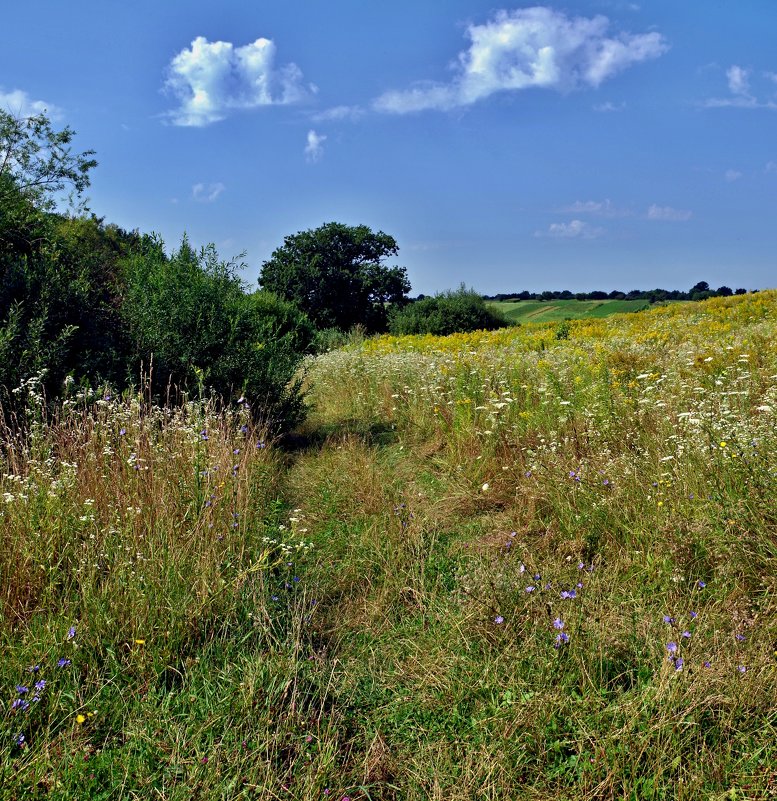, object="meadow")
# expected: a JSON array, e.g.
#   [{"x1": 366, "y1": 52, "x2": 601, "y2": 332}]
[
  {"x1": 487, "y1": 298, "x2": 651, "y2": 324},
  {"x1": 2, "y1": 292, "x2": 776, "y2": 799}
]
